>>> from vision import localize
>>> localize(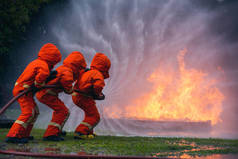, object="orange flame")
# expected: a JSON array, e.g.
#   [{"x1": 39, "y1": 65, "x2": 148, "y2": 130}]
[{"x1": 106, "y1": 49, "x2": 224, "y2": 125}]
